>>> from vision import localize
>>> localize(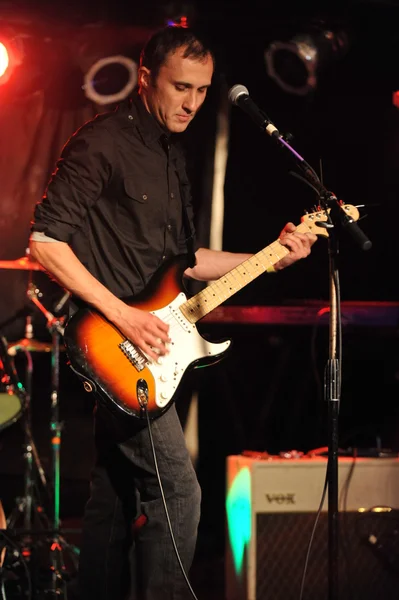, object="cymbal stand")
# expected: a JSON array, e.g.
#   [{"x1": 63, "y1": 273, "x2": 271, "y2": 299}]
[
  {"x1": 27, "y1": 284, "x2": 79, "y2": 599},
  {"x1": 3, "y1": 320, "x2": 49, "y2": 536},
  {"x1": 6, "y1": 274, "x2": 50, "y2": 520},
  {"x1": 6, "y1": 346, "x2": 48, "y2": 525},
  {"x1": 6, "y1": 275, "x2": 53, "y2": 535},
  {"x1": 1, "y1": 277, "x2": 50, "y2": 598}
]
